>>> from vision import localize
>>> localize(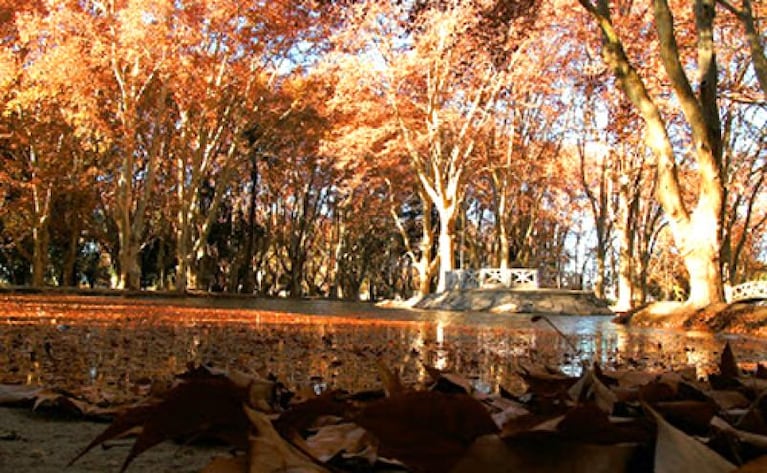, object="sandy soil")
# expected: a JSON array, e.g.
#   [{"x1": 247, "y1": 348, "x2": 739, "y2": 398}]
[{"x1": 0, "y1": 407, "x2": 232, "y2": 473}]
